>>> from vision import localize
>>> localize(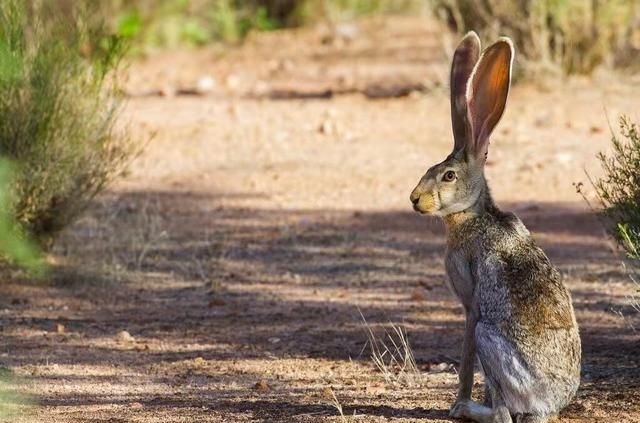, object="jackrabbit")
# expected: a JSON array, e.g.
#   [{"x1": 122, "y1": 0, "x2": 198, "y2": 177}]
[{"x1": 409, "y1": 32, "x2": 581, "y2": 423}]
